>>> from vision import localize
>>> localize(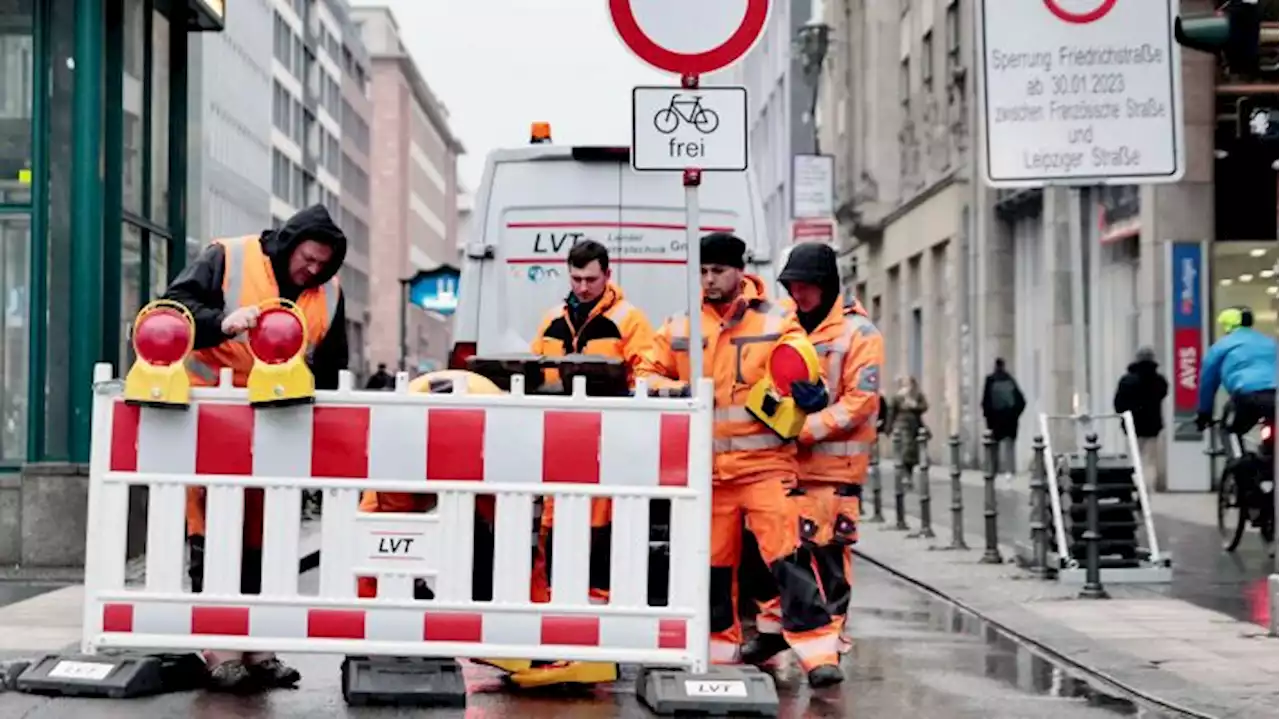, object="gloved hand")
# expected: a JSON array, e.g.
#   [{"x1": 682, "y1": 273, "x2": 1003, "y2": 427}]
[
  {"x1": 1195, "y1": 412, "x2": 1213, "y2": 432},
  {"x1": 790, "y1": 380, "x2": 829, "y2": 413}
]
